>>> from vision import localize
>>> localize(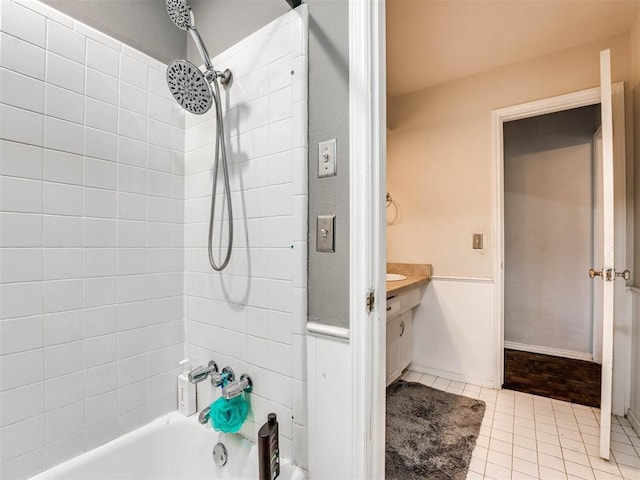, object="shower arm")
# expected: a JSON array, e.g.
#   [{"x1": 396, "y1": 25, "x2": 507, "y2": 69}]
[{"x1": 188, "y1": 27, "x2": 214, "y2": 73}]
